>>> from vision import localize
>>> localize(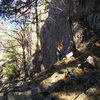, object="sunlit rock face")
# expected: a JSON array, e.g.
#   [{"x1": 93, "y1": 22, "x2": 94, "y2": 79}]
[{"x1": 40, "y1": 0, "x2": 74, "y2": 68}]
